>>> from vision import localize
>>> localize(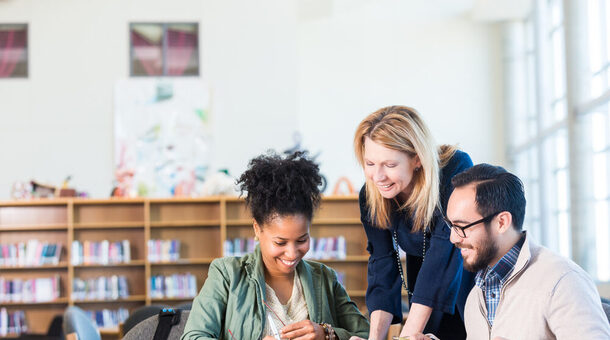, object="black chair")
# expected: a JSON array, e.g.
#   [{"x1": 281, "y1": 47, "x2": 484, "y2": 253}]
[
  {"x1": 174, "y1": 302, "x2": 192, "y2": 311},
  {"x1": 123, "y1": 310, "x2": 190, "y2": 340},
  {"x1": 120, "y1": 305, "x2": 167, "y2": 337},
  {"x1": 15, "y1": 314, "x2": 63, "y2": 340}
]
